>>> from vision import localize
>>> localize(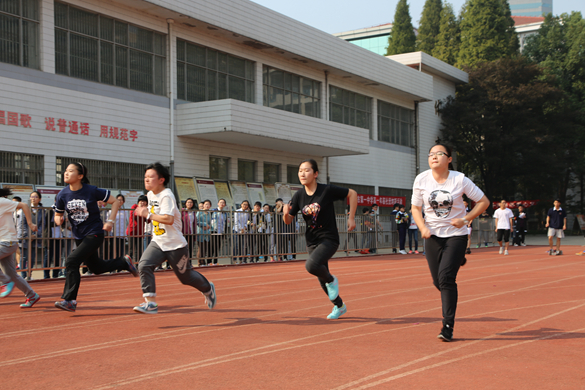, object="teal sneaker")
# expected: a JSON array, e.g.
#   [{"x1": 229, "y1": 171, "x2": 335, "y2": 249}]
[
  {"x1": 20, "y1": 293, "x2": 41, "y2": 308},
  {"x1": 133, "y1": 301, "x2": 158, "y2": 314},
  {"x1": 125, "y1": 255, "x2": 138, "y2": 277},
  {"x1": 327, "y1": 303, "x2": 347, "y2": 320},
  {"x1": 204, "y1": 282, "x2": 216, "y2": 309},
  {"x1": 325, "y1": 275, "x2": 339, "y2": 301},
  {"x1": 0, "y1": 281, "x2": 15, "y2": 298}
]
